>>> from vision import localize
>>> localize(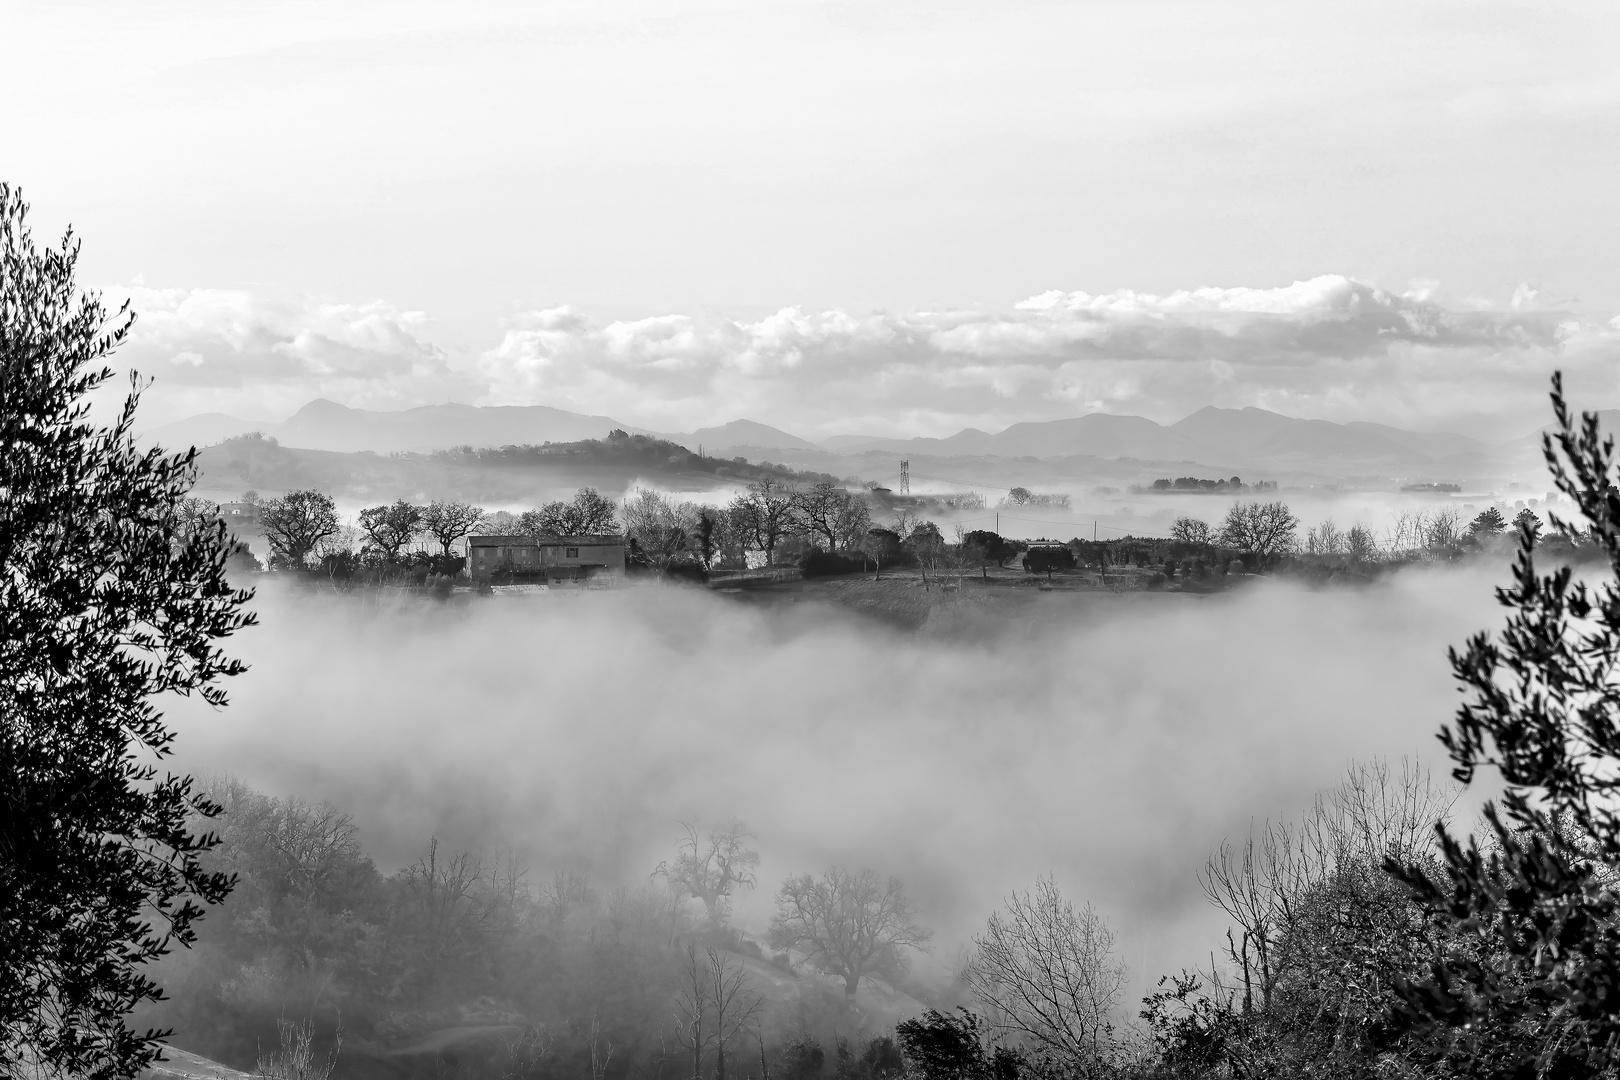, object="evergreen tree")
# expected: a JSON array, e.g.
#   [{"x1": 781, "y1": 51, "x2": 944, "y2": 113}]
[
  {"x1": 1467, "y1": 505, "x2": 1508, "y2": 535},
  {"x1": 0, "y1": 184, "x2": 254, "y2": 1078},
  {"x1": 1389, "y1": 374, "x2": 1620, "y2": 1075}
]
